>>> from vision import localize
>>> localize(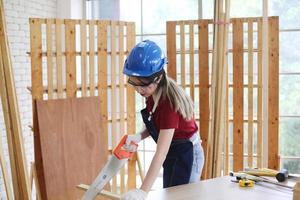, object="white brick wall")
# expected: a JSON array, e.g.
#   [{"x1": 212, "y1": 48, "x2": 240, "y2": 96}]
[{"x1": 0, "y1": 0, "x2": 57, "y2": 198}]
